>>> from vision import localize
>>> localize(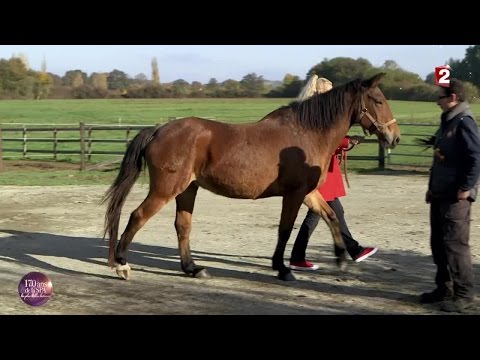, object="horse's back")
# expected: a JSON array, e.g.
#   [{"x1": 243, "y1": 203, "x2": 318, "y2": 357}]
[{"x1": 144, "y1": 116, "x2": 319, "y2": 199}]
